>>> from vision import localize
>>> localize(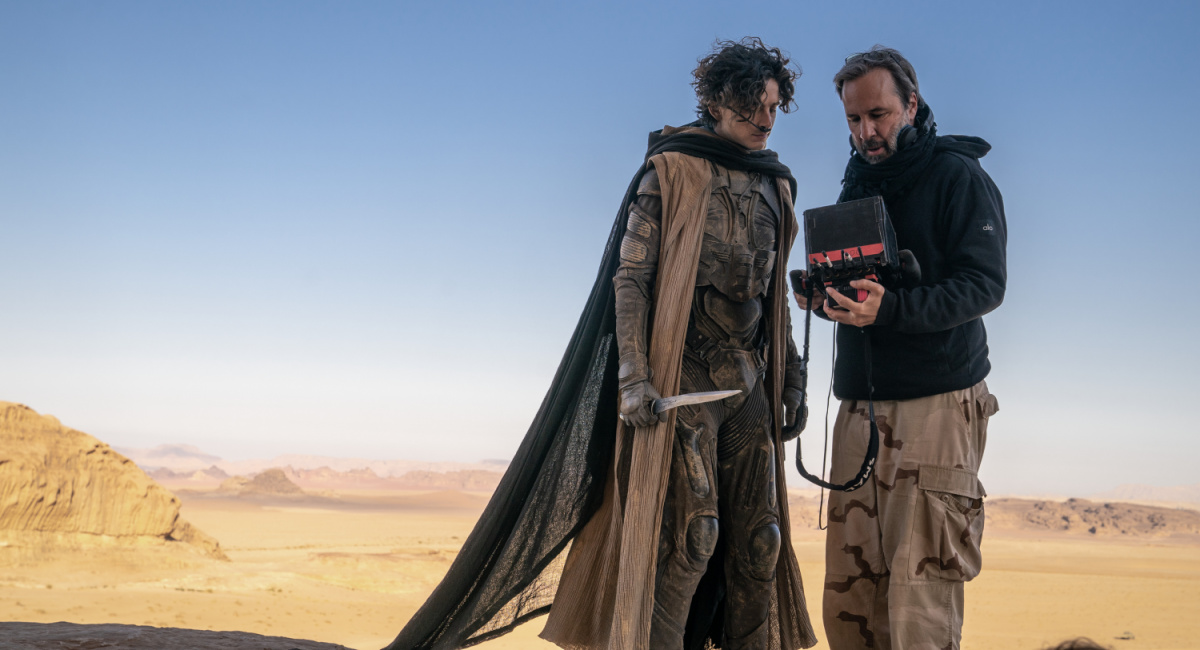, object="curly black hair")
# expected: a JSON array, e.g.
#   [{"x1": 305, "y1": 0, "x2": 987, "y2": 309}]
[{"x1": 692, "y1": 37, "x2": 800, "y2": 127}]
